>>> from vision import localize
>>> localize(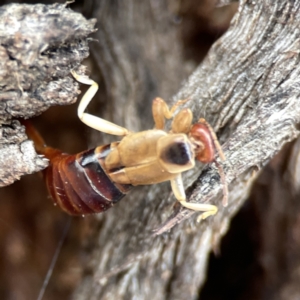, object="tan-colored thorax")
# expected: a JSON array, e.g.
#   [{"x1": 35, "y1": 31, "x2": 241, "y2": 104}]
[
  {"x1": 104, "y1": 129, "x2": 195, "y2": 185},
  {"x1": 71, "y1": 70, "x2": 226, "y2": 220}
]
